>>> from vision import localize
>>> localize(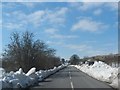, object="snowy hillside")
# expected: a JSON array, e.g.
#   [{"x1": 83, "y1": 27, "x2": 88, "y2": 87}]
[{"x1": 73, "y1": 61, "x2": 119, "y2": 88}]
